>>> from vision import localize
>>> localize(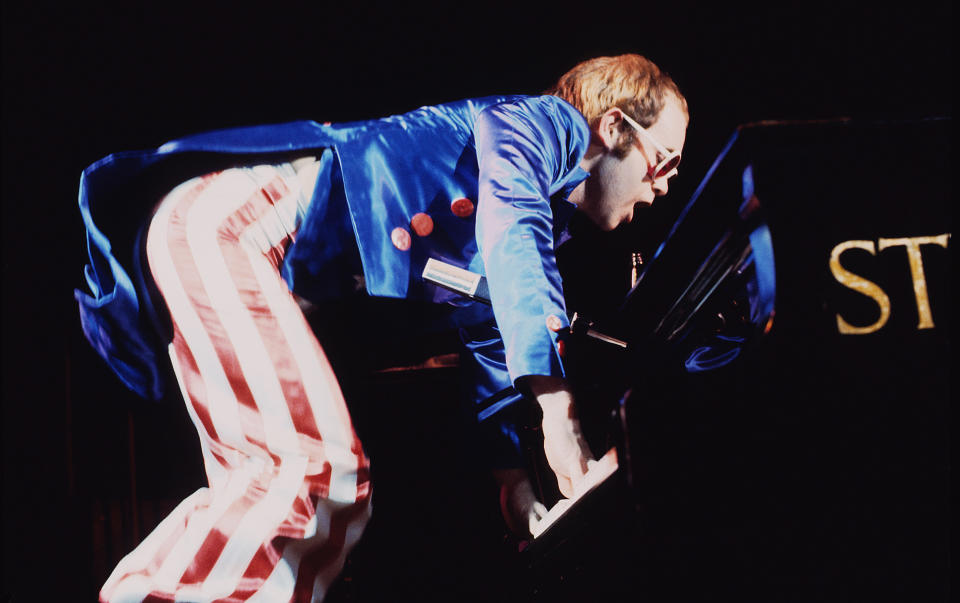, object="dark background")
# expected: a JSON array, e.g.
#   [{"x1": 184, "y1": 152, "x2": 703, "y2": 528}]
[{"x1": 2, "y1": 1, "x2": 952, "y2": 601}]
